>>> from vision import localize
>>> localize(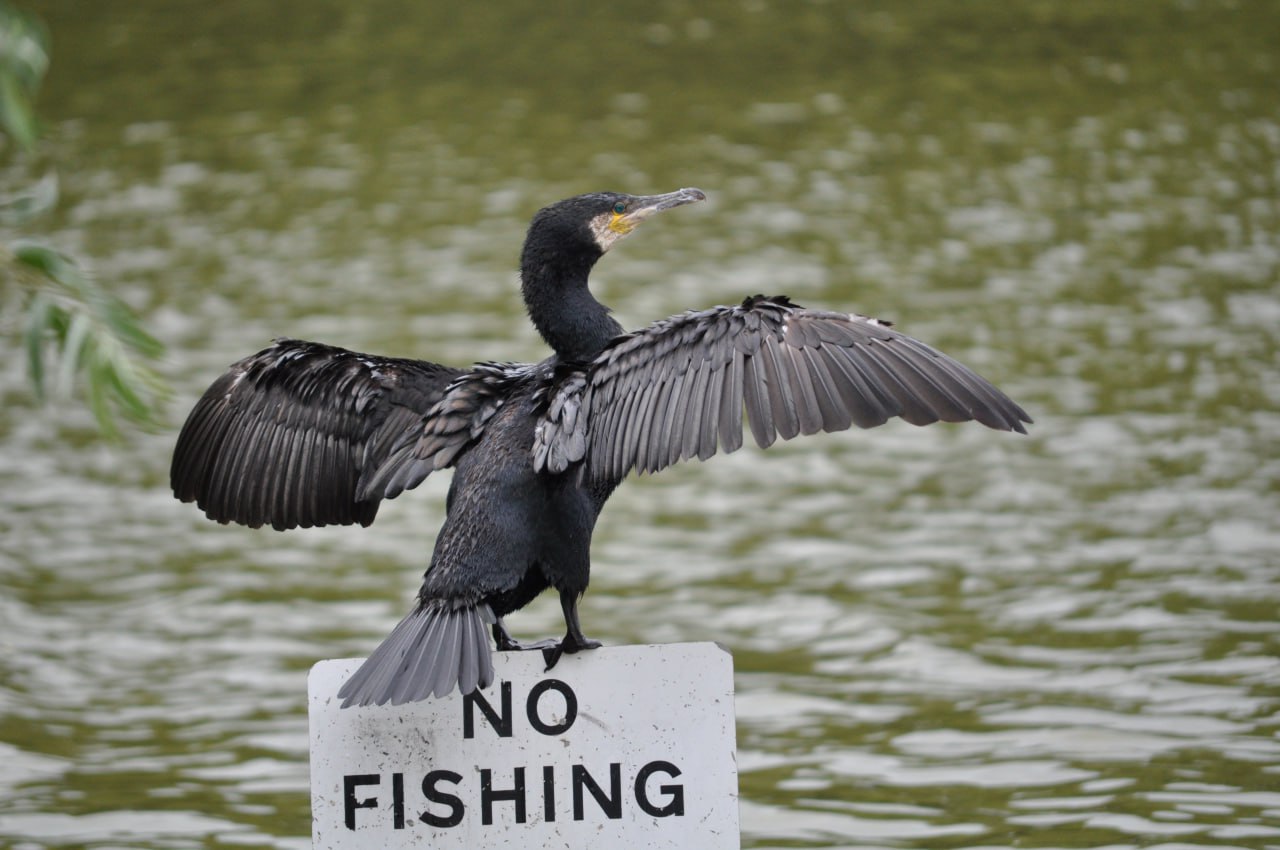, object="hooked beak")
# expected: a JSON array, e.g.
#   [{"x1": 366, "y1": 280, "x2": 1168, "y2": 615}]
[{"x1": 618, "y1": 187, "x2": 707, "y2": 227}]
